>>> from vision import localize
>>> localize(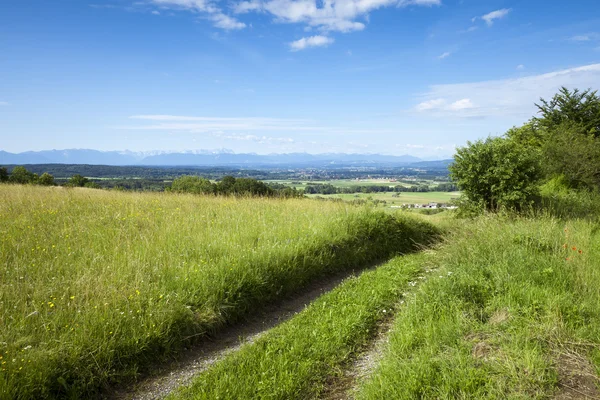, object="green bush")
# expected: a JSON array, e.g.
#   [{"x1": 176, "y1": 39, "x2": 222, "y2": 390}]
[{"x1": 449, "y1": 137, "x2": 542, "y2": 212}]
